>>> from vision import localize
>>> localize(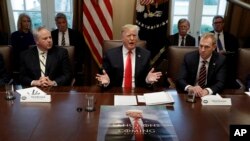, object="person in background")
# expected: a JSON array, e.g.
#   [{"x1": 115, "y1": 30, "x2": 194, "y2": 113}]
[
  {"x1": 51, "y1": 13, "x2": 86, "y2": 84},
  {"x1": 176, "y1": 32, "x2": 226, "y2": 97},
  {"x1": 19, "y1": 26, "x2": 73, "y2": 87},
  {"x1": 96, "y1": 24, "x2": 162, "y2": 88},
  {"x1": 10, "y1": 13, "x2": 35, "y2": 72},
  {"x1": 210, "y1": 15, "x2": 239, "y2": 88},
  {"x1": 167, "y1": 18, "x2": 195, "y2": 46}
]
